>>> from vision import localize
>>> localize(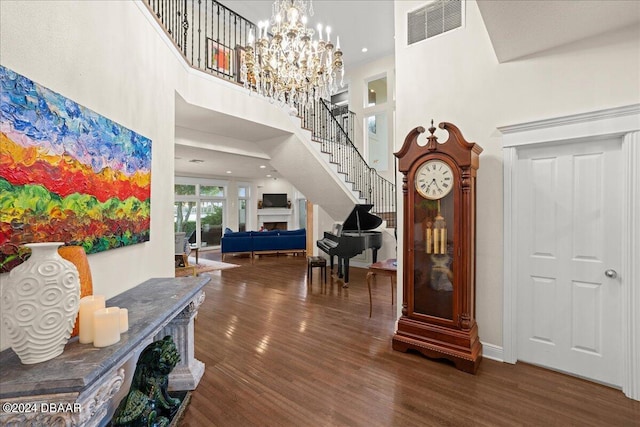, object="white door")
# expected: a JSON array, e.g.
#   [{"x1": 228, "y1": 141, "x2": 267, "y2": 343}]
[{"x1": 516, "y1": 137, "x2": 622, "y2": 386}]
